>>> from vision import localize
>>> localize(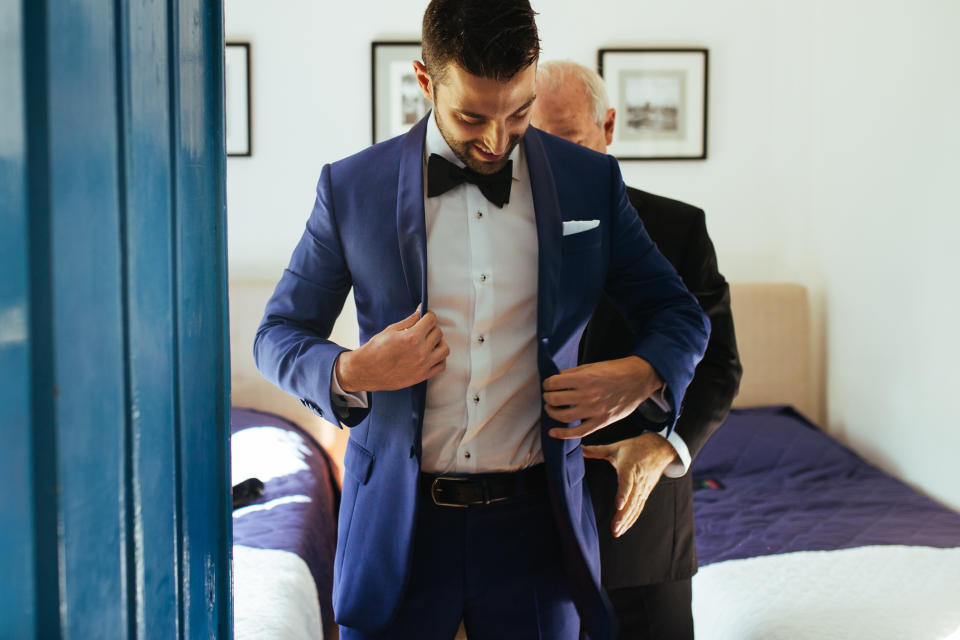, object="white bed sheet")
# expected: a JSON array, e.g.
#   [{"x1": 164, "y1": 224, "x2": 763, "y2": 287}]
[
  {"x1": 233, "y1": 545, "x2": 324, "y2": 640},
  {"x1": 692, "y1": 545, "x2": 960, "y2": 640}
]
